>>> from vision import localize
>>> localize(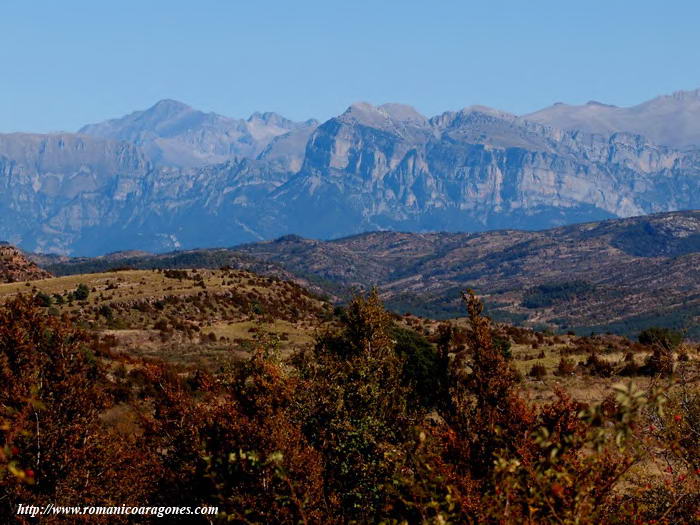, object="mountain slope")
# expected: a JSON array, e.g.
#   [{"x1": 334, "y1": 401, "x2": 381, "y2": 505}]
[
  {"x1": 36, "y1": 211, "x2": 700, "y2": 338},
  {"x1": 525, "y1": 88, "x2": 700, "y2": 150}
]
